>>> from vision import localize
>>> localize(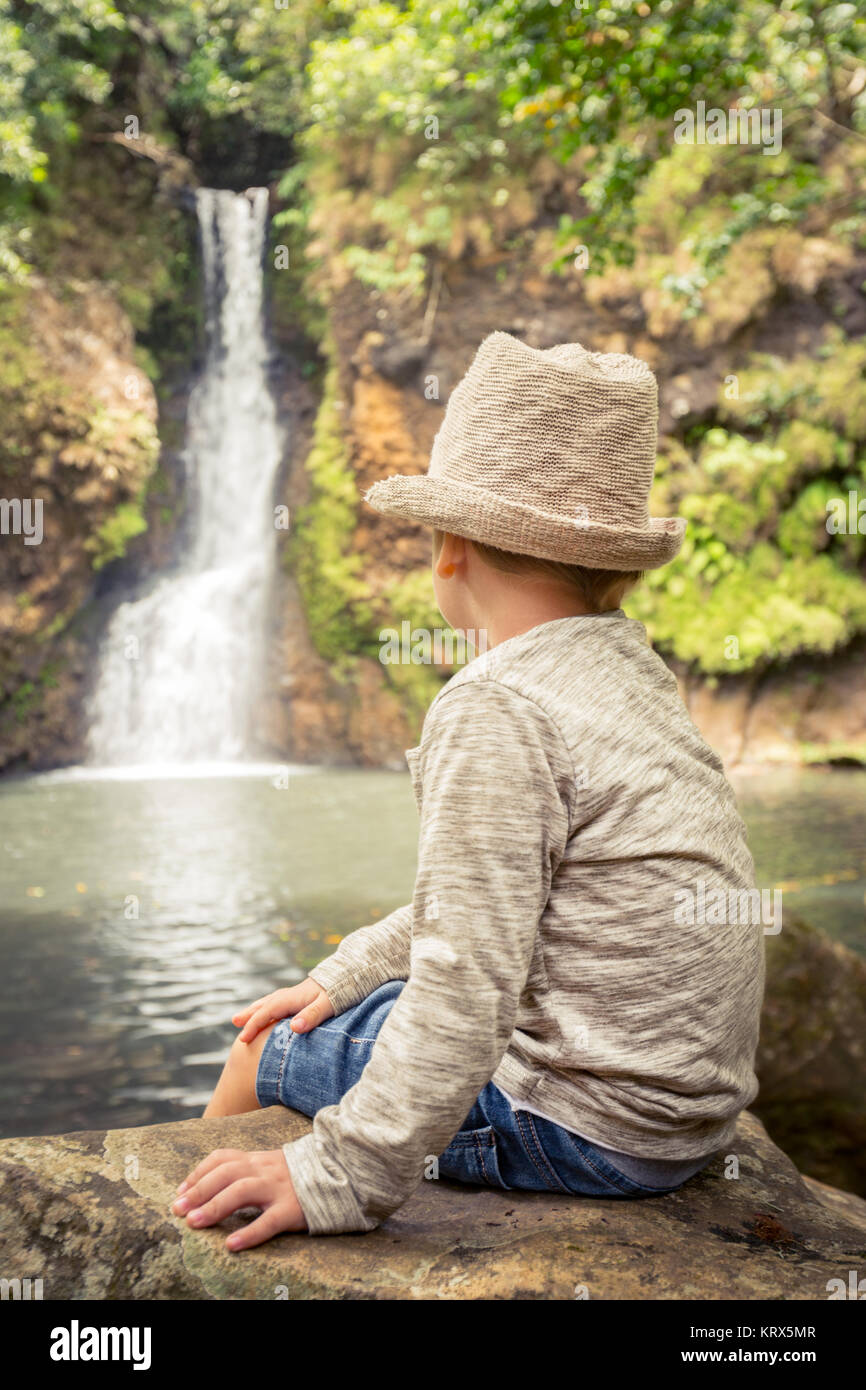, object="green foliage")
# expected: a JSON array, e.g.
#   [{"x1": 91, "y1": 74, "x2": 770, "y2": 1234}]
[
  {"x1": 288, "y1": 361, "x2": 374, "y2": 666},
  {"x1": 777, "y1": 480, "x2": 845, "y2": 559},
  {"x1": 379, "y1": 566, "x2": 441, "y2": 638},
  {"x1": 86, "y1": 499, "x2": 148, "y2": 571},
  {"x1": 375, "y1": 564, "x2": 463, "y2": 726},
  {"x1": 629, "y1": 331, "x2": 866, "y2": 671},
  {"x1": 288, "y1": 0, "x2": 866, "y2": 290},
  {"x1": 6, "y1": 653, "x2": 65, "y2": 721},
  {"x1": 799, "y1": 739, "x2": 866, "y2": 767},
  {"x1": 627, "y1": 542, "x2": 866, "y2": 673},
  {"x1": 271, "y1": 166, "x2": 327, "y2": 345},
  {"x1": 3, "y1": 1, "x2": 864, "y2": 298},
  {"x1": 1, "y1": 0, "x2": 865, "y2": 693},
  {"x1": 0, "y1": 283, "x2": 68, "y2": 483},
  {"x1": 342, "y1": 245, "x2": 428, "y2": 296},
  {"x1": 720, "y1": 336, "x2": 866, "y2": 439}
]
